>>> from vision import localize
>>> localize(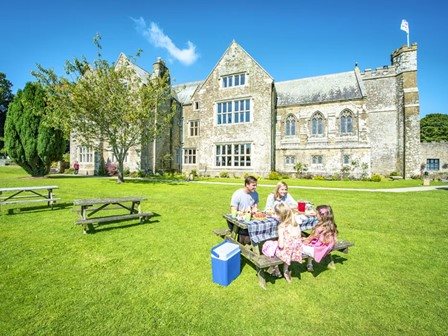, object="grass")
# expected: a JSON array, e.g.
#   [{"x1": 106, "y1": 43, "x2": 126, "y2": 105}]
[{"x1": 1, "y1": 165, "x2": 447, "y2": 335}]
